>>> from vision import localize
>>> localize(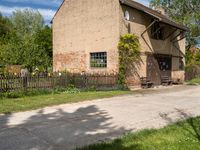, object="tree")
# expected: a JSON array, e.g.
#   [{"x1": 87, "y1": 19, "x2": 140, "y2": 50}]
[
  {"x1": 0, "y1": 9, "x2": 52, "y2": 72},
  {"x1": 35, "y1": 25, "x2": 52, "y2": 60},
  {"x1": 0, "y1": 13, "x2": 12, "y2": 39},
  {"x1": 0, "y1": 12, "x2": 13, "y2": 66},
  {"x1": 150, "y1": 0, "x2": 200, "y2": 48},
  {"x1": 11, "y1": 9, "x2": 44, "y2": 37},
  {"x1": 22, "y1": 35, "x2": 50, "y2": 71}
]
